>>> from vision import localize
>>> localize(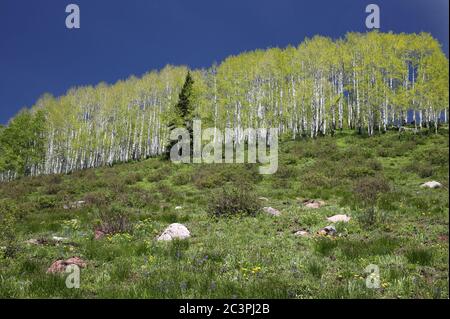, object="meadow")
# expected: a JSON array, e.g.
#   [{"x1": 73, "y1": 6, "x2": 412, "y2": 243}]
[{"x1": 0, "y1": 128, "x2": 448, "y2": 298}]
